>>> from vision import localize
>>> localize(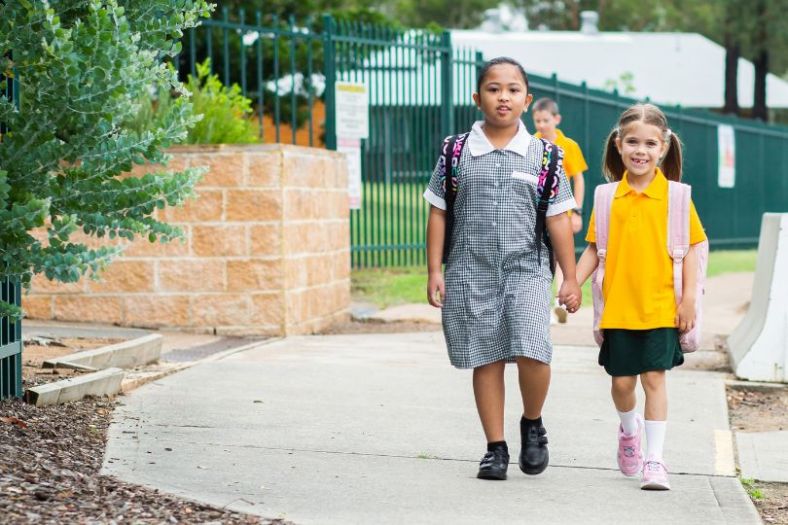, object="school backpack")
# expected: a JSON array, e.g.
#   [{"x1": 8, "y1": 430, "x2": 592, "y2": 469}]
[
  {"x1": 439, "y1": 133, "x2": 562, "y2": 274},
  {"x1": 590, "y1": 181, "x2": 709, "y2": 353}
]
